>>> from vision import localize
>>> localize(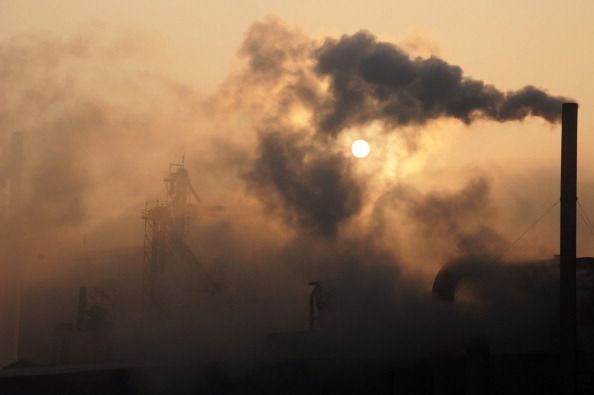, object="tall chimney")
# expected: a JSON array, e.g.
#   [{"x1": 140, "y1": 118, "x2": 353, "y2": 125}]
[
  {"x1": 560, "y1": 102, "x2": 578, "y2": 395},
  {"x1": 0, "y1": 132, "x2": 24, "y2": 367},
  {"x1": 8, "y1": 132, "x2": 23, "y2": 214}
]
